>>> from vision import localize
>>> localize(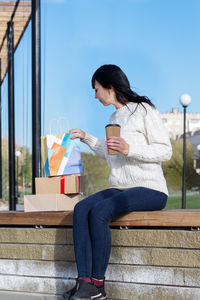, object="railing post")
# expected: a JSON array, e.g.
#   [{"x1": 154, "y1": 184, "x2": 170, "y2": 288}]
[
  {"x1": 7, "y1": 21, "x2": 16, "y2": 210},
  {"x1": 32, "y1": 0, "x2": 41, "y2": 193},
  {"x1": 0, "y1": 59, "x2": 2, "y2": 199}
]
